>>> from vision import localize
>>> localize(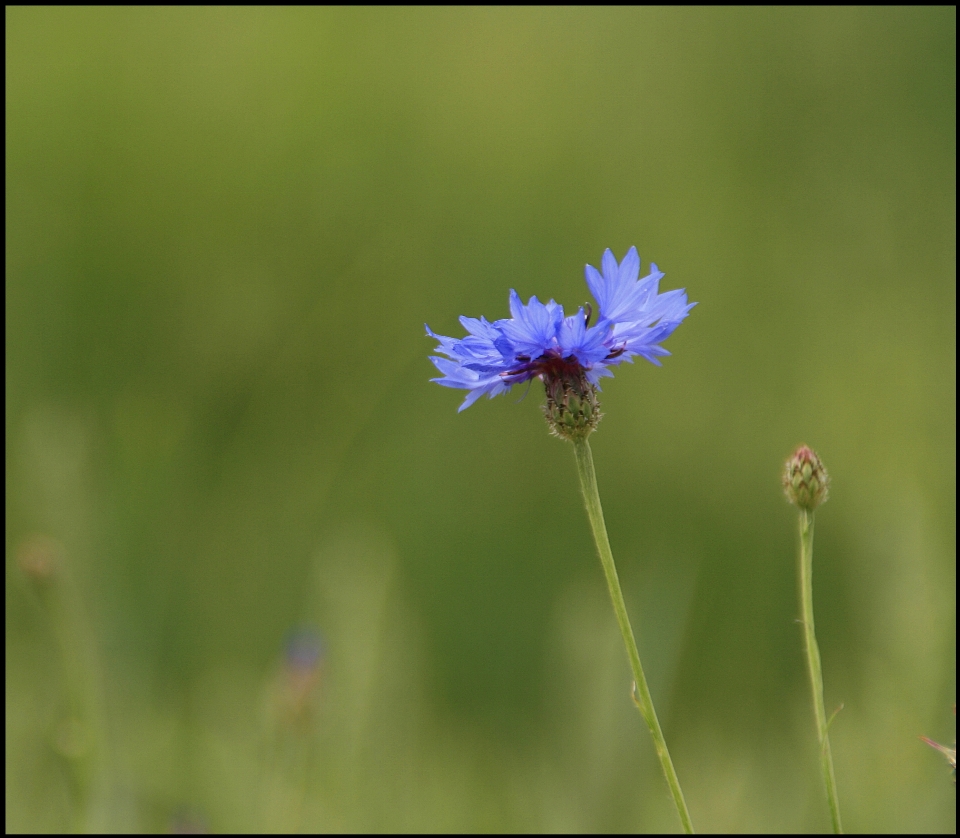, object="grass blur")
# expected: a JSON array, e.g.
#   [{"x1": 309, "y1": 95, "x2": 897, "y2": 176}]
[{"x1": 6, "y1": 7, "x2": 955, "y2": 832}]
